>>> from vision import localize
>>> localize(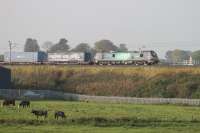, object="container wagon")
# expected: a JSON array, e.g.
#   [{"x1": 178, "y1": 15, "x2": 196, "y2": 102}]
[
  {"x1": 48, "y1": 52, "x2": 92, "y2": 64},
  {"x1": 4, "y1": 51, "x2": 47, "y2": 64},
  {"x1": 94, "y1": 50, "x2": 159, "y2": 65}
]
